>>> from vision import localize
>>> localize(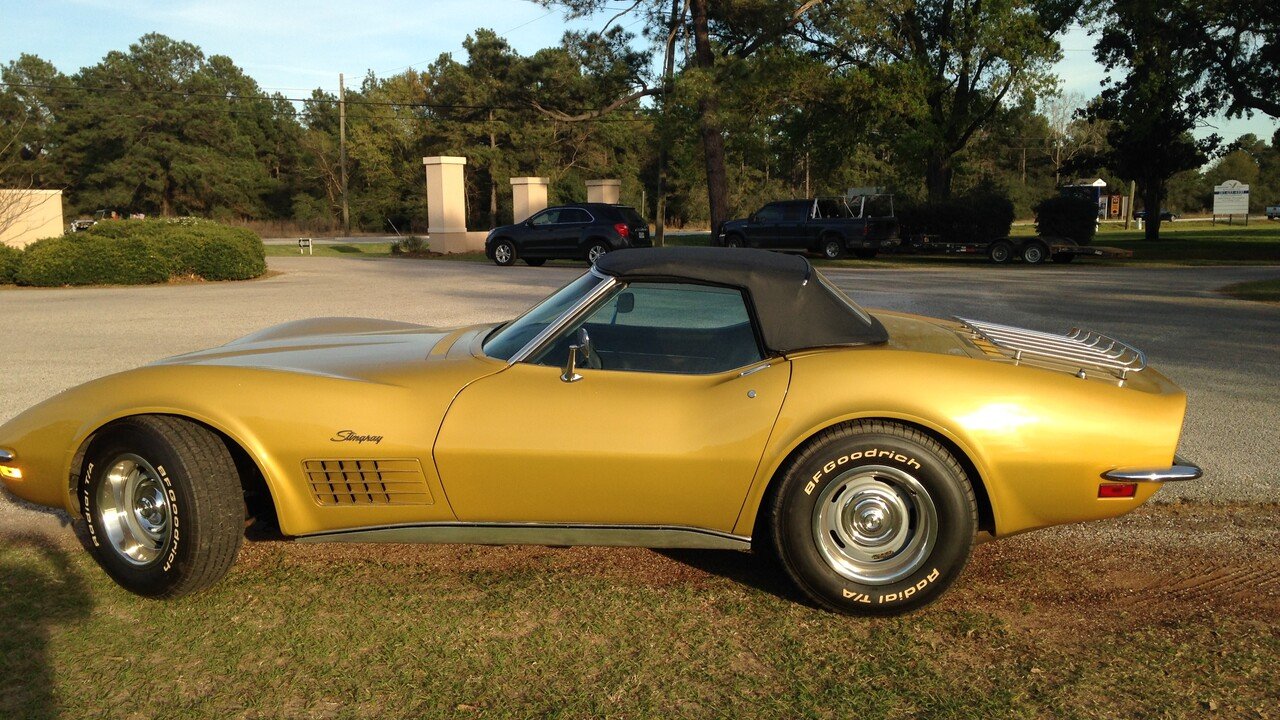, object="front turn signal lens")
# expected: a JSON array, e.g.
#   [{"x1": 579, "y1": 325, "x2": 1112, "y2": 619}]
[
  {"x1": 0, "y1": 465, "x2": 22, "y2": 481},
  {"x1": 1098, "y1": 482, "x2": 1137, "y2": 498}
]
